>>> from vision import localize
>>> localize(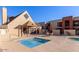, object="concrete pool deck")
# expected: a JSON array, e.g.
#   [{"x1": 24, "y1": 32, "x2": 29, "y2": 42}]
[{"x1": 0, "y1": 35, "x2": 79, "y2": 52}]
